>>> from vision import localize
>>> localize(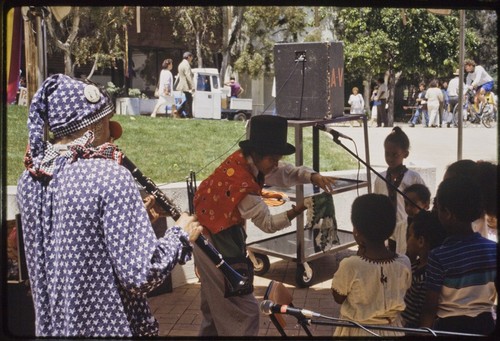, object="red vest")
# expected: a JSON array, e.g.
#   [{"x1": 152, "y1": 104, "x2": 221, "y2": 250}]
[{"x1": 194, "y1": 150, "x2": 262, "y2": 234}]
